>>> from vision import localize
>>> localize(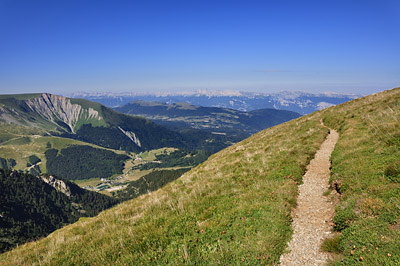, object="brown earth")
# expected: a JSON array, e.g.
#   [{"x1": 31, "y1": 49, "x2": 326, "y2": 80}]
[{"x1": 280, "y1": 129, "x2": 339, "y2": 265}]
